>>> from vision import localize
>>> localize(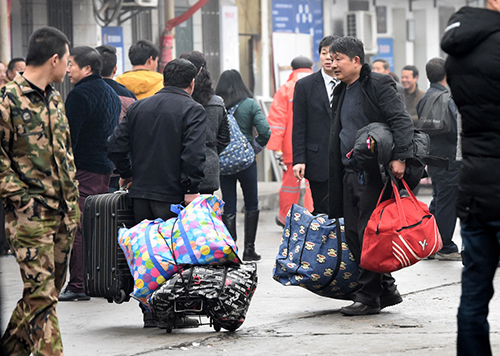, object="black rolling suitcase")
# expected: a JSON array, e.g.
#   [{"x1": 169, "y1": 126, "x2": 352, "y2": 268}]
[{"x1": 82, "y1": 190, "x2": 136, "y2": 303}]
